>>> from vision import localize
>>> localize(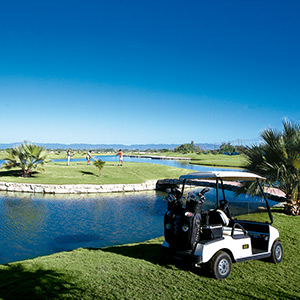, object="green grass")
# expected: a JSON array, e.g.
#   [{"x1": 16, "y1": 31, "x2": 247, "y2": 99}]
[
  {"x1": 190, "y1": 153, "x2": 247, "y2": 168},
  {"x1": 0, "y1": 150, "x2": 248, "y2": 168},
  {"x1": 0, "y1": 213, "x2": 298, "y2": 299},
  {"x1": 133, "y1": 152, "x2": 247, "y2": 168},
  {"x1": 0, "y1": 161, "x2": 191, "y2": 185}
]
